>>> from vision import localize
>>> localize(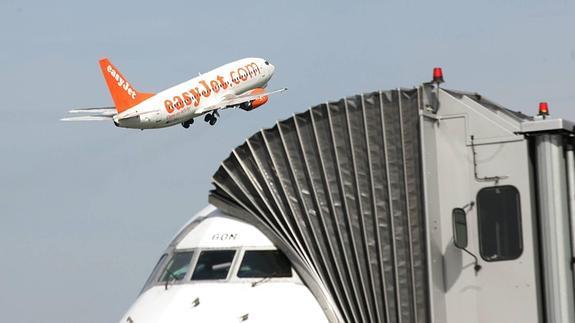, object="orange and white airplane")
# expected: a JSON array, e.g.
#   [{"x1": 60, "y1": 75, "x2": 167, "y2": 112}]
[{"x1": 62, "y1": 58, "x2": 286, "y2": 129}]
